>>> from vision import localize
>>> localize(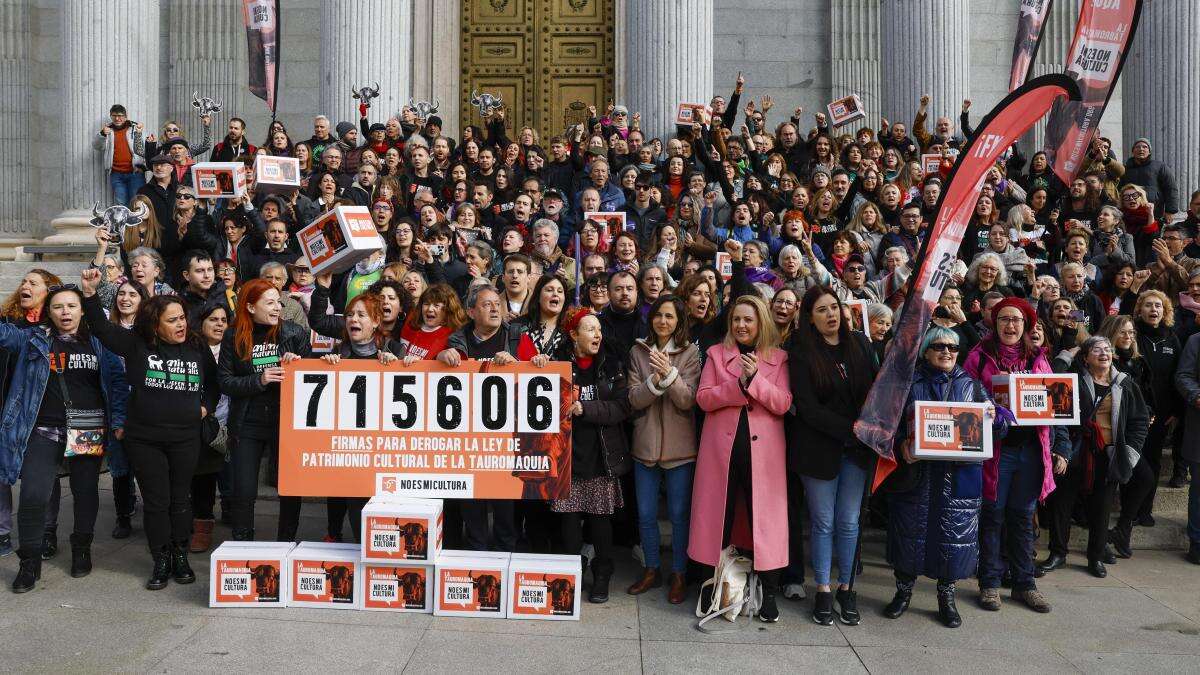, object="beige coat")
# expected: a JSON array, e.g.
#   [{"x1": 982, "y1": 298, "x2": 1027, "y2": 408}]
[{"x1": 627, "y1": 338, "x2": 701, "y2": 468}]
